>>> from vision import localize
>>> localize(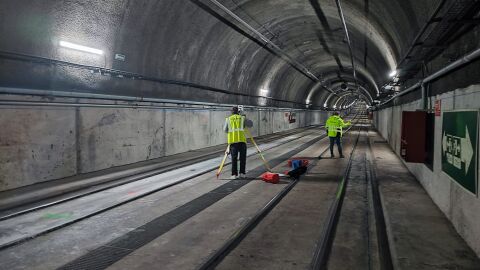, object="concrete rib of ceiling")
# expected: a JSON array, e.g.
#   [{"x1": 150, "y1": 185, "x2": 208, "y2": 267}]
[{"x1": 208, "y1": 0, "x2": 440, "y2": 108}]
